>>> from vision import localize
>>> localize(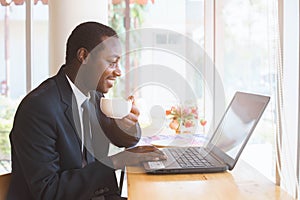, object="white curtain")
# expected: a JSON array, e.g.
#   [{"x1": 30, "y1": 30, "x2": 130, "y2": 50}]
[{"x1": 274, "y1": 0, "x2": 300, "y2": 198}]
